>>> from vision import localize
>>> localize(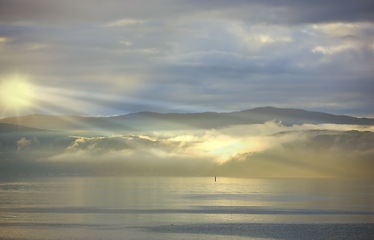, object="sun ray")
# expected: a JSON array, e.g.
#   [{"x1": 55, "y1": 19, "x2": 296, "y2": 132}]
[{"x1": 1, "y1": 75, "x2": 212, "y2": 136}]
